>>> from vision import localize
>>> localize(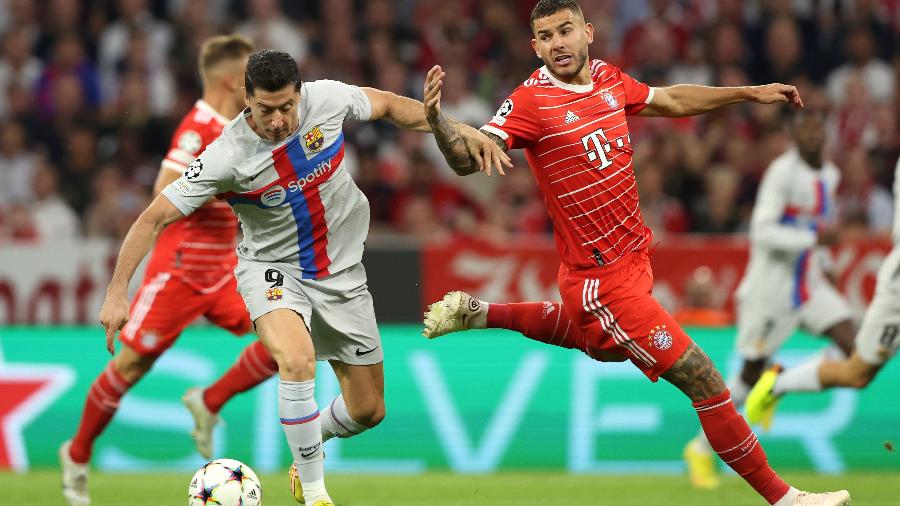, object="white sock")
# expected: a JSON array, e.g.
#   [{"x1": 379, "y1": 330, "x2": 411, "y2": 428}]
[
  {"x1": 773, "y1": 346, "x2": 846, "y2": 394},
  {"x1": 321, "y1": 394, "x2": 369, "y2": 443},
  {"x1": 279, "y1": 379, "x2": 329, "y2": 503},
  {"x1": 692, "y1": 376, "x2": 752, "y2": 451},
  {"x1": 773, "y1": 486, "x2": 800, "y2": 506}
]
